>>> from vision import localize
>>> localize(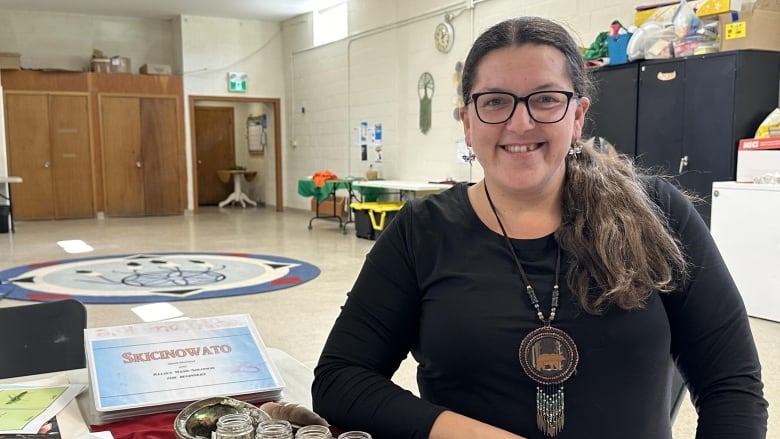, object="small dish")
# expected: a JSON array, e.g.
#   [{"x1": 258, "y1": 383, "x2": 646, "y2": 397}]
[{"x1": 174, "y1": 397, "x2": 271, "y2": 439}]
